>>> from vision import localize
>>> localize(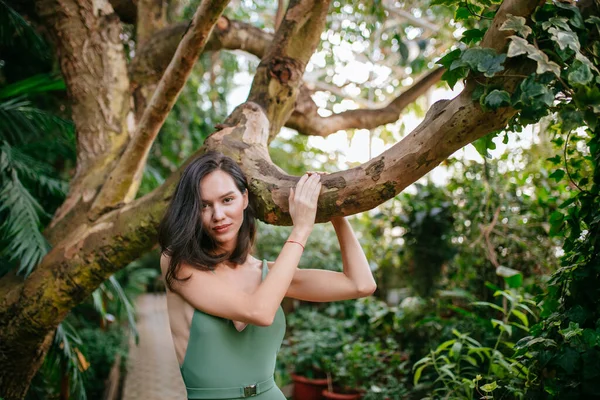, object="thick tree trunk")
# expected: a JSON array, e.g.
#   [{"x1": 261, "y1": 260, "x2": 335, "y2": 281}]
[{"x1": 34, "y1": 0, "x2": 132, "y2": 245}]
